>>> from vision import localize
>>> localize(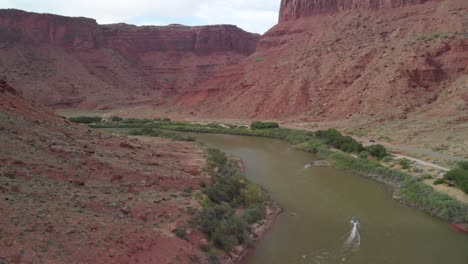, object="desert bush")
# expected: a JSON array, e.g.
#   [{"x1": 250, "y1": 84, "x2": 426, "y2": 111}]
[
  {"x1": 244, "y1": 205, "x2": 266, "y2": 224},
  {"x1": 128, "y1": 128, "x2": 195, "y2": 142},
  {"x1": 175, "y1": 228, "x2": 187, "y2": 239},
  {"x1": 200, "y1": 203, "x2": 249, "y2": 251},
  {"x1": 433, "y1": 179, "x2": 446, "y2": 185},
  {"x1": 124, "y1": 118, "x2": 153, "y2": 123},
  {"x1": 401, "y1": 179, "x2": 468, "y2": 223},
  {"x1": 250, "y1": 121, "x2": 280, "y2": 129},
  {"x1": 444, "y1": 162, "x2": 468, "y2": 193},
  {"x1": 68, "y1": 116, "x2": 102, "y2": 124},
  {"x1": 365, "y1": 144, "x2": 388, "y2": 159},
  {"x1": 200, "y1": 148, "x2": 267, "y2": 252},
  {"x1": 359, "y1": 151, "x2": 371, "y2": 159},
  {"x1": 316, "y1": 129, "x2": 364, "y2": 153},
  {"x1": 381, "y1": 156, "x2": 393, "y2": 163},
  {"x1": 330, "y1": 152, "x2": 409, "y2": 184},
  {"x1": 398, "y1": 159, "x2": 412, "y2": 169},
  {"x1": 109, "y1": 116, "x2": 123, "y2": 122}
]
